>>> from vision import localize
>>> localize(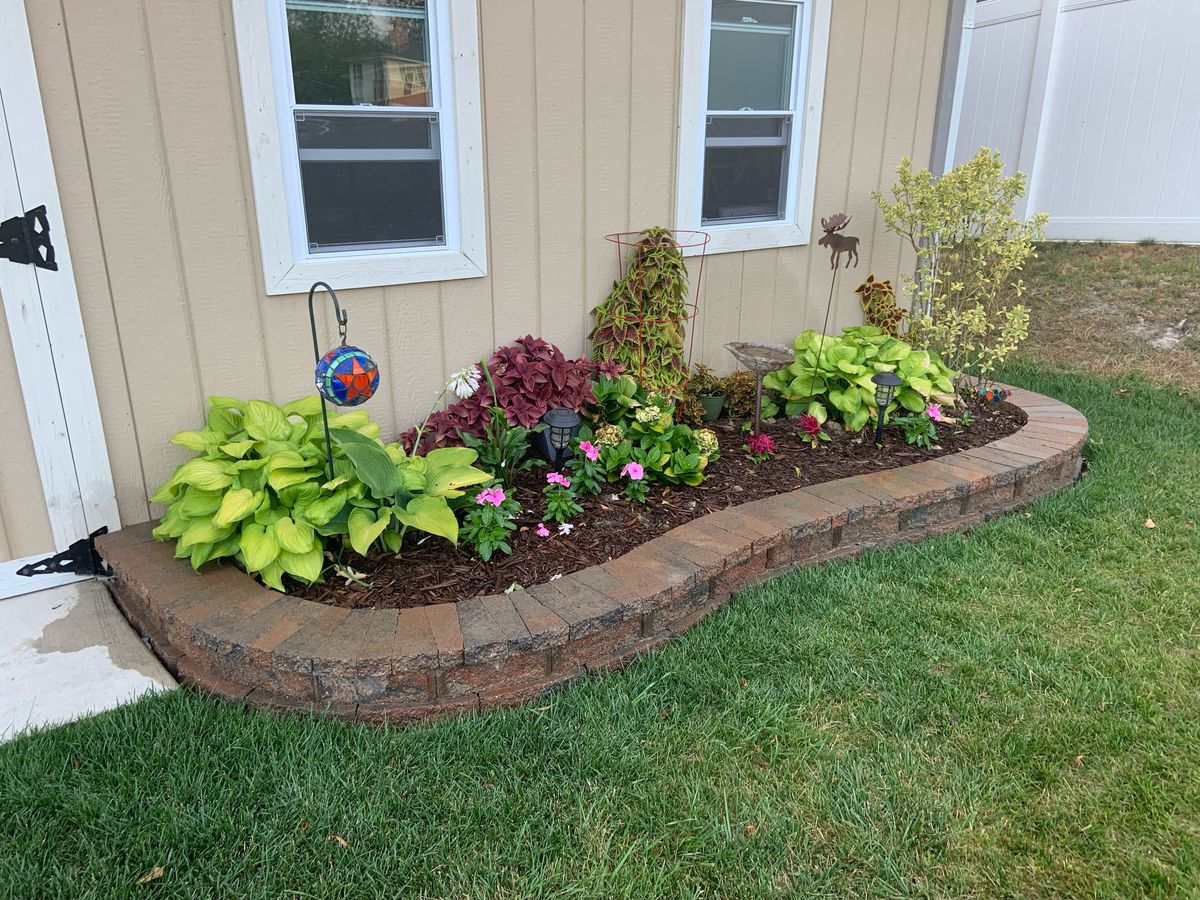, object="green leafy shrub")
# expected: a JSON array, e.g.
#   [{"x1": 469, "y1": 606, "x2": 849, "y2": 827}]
[
  {"x1": 151, "y1": 396, "x2": 490, "y2": 591},
  {"x1": 872, "y1": 149, "x2": 1047, "y2": 385},
  {"x1": 762, "y1": 326, "x2": 956, "y2": 432},
  {"x1": 893, "y1": 413, "x2": 938, "y2": 449},
  {"x1": 590, "y1": 227, "x2": 691, "y2": 395}
]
